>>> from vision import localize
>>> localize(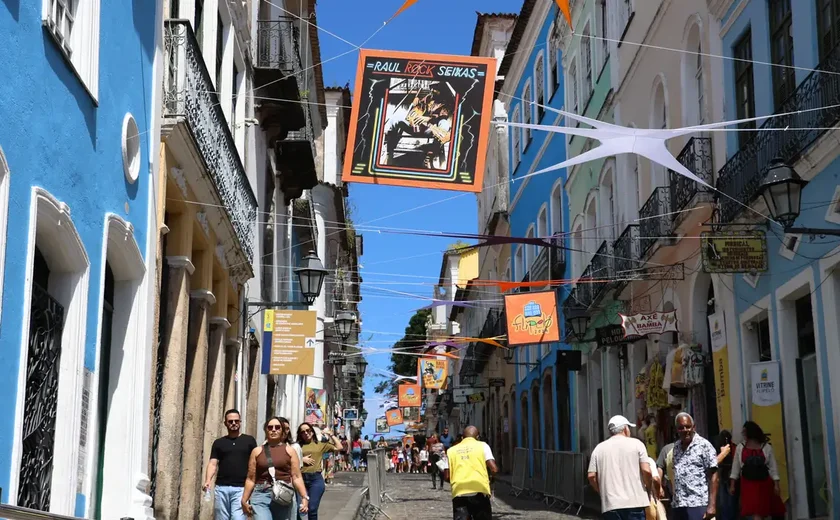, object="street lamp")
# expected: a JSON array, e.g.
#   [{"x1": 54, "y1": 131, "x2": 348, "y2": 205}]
[
  {"x1": 757, "y1": 159, "x2": 840, "y2": 236},
  {"x1": 566, "y1": 306, "x2": 591, "y2": 342},
  {"x1": 334, "y1": 310, "x2": 356, "y2": 340},
  {"x1": 356, "y1": 358, "x2": 368, "y2": 378},
  {"x1": 295, "y1": 250, "x2": 329, "y2": 305}
]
